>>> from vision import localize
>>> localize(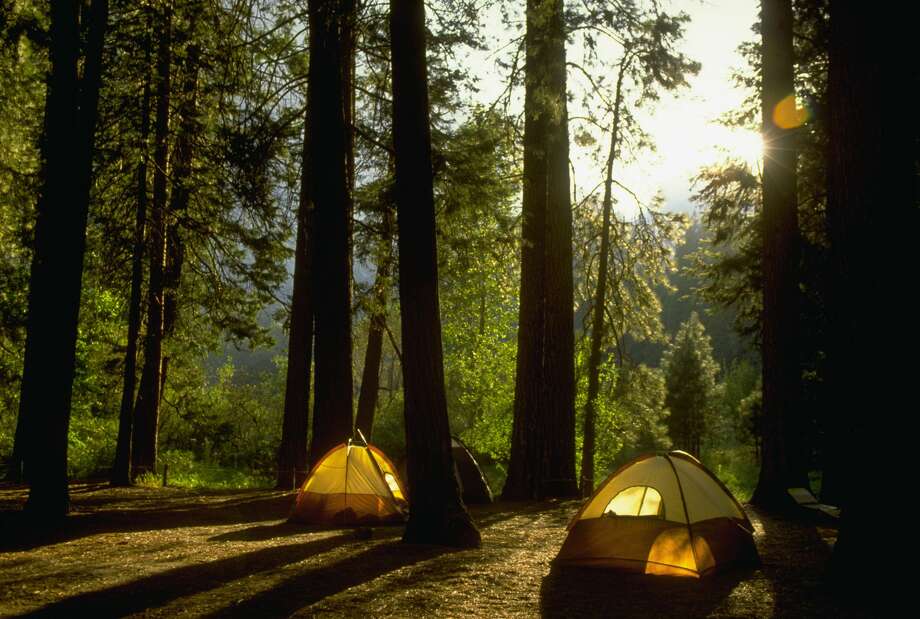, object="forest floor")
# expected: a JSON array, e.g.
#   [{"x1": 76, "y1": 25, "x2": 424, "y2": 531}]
[{"x1": 0, "y1": 483, "x2": 868, "y2": 618}]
